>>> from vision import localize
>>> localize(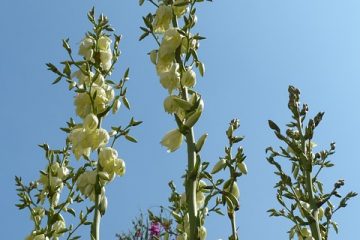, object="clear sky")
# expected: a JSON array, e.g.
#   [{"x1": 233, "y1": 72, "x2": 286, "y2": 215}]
[{"x1": 1, "y1": 0, "x2": 360, "y2": 239}]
